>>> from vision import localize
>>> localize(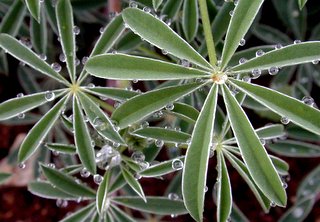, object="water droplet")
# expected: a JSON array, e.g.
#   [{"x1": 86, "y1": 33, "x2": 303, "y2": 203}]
[
  {"x1": 80, "y1": 168, "x2": 90, "y2": 178},
  {"x1": 280, "y1": 116, "x2": 290, "y2": 125},
  {"x1": 256, "y1": 49, "x2": 265, "y2": 57},
  {"x1": 282, "y1": 182, "x2": 288, "y2": 189},
  {"x1": 17, "y1": 93, "x2": 24, "y2": 98},
  {"x1": 251, "y1": 69, "x2": 261, "y2": 79},
  {"x1": 239, "y1": 38, "x2": 246, "y2": 46},
  {"x1": 171, "y1": 214, "x2": 177, "y2": 218},
  {"x1": 134, "y1": 173, "x2": 142, "y2": 180},
  {"x1": 141, "y1": 121, "x2": 149, "y2": 128},
  {"x1": 87, "y1": 83, "x2": 95, "y2": 88},
  {"x1": 73, "y1": 26, "x2": 80, "y2": 35},
  {"x1": 143, "y1": 6, "x2": 151, "y2": 13},
  {"x1": 204, "y1": 186, "x2": 208, "y2": 192},
  {"x1": 132, "y1": 79, "x2": 138, "y2": 83},
  {"x1": 234, "y1": 0, "x2": 239, "y2": 5},
  {"x1": 99, "y1": 27, "x2": 105, "y2": 34},
  {"x1": 59, "y1": 53, "x2": 66, "y2": 62},
  {"x1": 129, "y1": 1, "x2": 138, "y2": 8},
  {"x1": 91, "y1": 140, "x2": 95, "y2": 147},
  {"x1": 52, "y1": 150, "x2": 59, "y2": 156},
  {"x1": 275, "y1": 43, "x2": 283, "y2": 49},
  {"x1": 312, "y1": 60, "x2": 319, "y2": 64},
  {"x1": 131, "y1": 151, "x2": 145, "y2": 163},
  {"x1": 45, "y1": 91, "x2": 55, "y2": 101},
  {"x1": 51, "y1": 62, "x2": 62, "y2": 72},
  {"x1": 155, "y1": 139, "x2": 164, "y2": 148},
  {"x1": 108, "y1": 12, "x2": 117, "y2": 19},
  {"x1": 39, "y1": 54, "x2": 47, "y2": 60},
  {"x1": 229, "y1": 10, "x2": 234, "y2": 16},
  {"x1": 139, "y1": 161, "x2": 150, "y2": 170},
  {"x1": 294, "y1": 40, "x2": 301, "y2": 44},
  {"x1": 260, "y1": 139, "x2": 266, "y2": 145},
  {"x1": 47, "y1": 163, "x2": 55, "y2": 169},
  {"x1": 302, "y1": 96, "x2": 314, "y2": 106},
  {"x1": 18, "y1": 162, "x2": 26, "y2": 169},
  {"x1": 270, "y1": 201, "x2": 276, "y2": 207},
  {"x1": 172, "y1": 159, "x2": 183, "y2": 170},
  {"x1": 161, "y1": 49, "x2": 168, "y2": 55},
  {"x1": 268, "y1": 67, "x2": 279, "y2": 75},
  {"x1": 168, "y1": 193, "x2": 179, "y2": 200},
  {"x1": 292, "y1": 207, "x2": 303, "y2": 218},
  {"x1": 165, "y1": 103, "x2": 174, "y2": 111},
  {"x1": 242, "y1": 76, "x2": 251, "y2": 82},
  {"x1": 75, "y1": 58, "x2": 80, "y2": 66},
  {"x1": 19, "y1": 61, "x2": 25, "y2": 66},
  {"x1": 239, "y1": 57, "x2": 247, "y2": 64},
  {"x1": 113, "y1": 142, "x2": 120, "y2": 148},
  {"x1": 18, "y1": 113, "x2": 25, "y2": 119},
  {"x1": 180, "y1": 59, "x2": 190, "y2": 67},
  {"x1": 93, "y1": 174, "x2": 103, "y2": 184},
  {"x1": 209, "y1": 147, "x2": 215, "y2": 158},
  {"x1": 56, "y1": 199, "x2": 68, "y2": 208}
]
